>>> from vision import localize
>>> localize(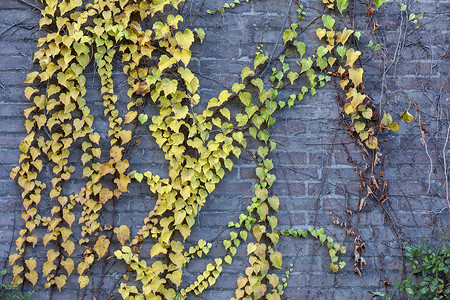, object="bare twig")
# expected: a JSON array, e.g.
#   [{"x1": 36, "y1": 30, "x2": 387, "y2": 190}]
[
  {"x1": 260, "y1": 0, "x2": 294, "y2": 77},
  {"x1": 16, "y1": 0, "x2": 42, "y2": 11},
  {"x1": 443, "y1": 124, "x2": 450, "y2": 211}
]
